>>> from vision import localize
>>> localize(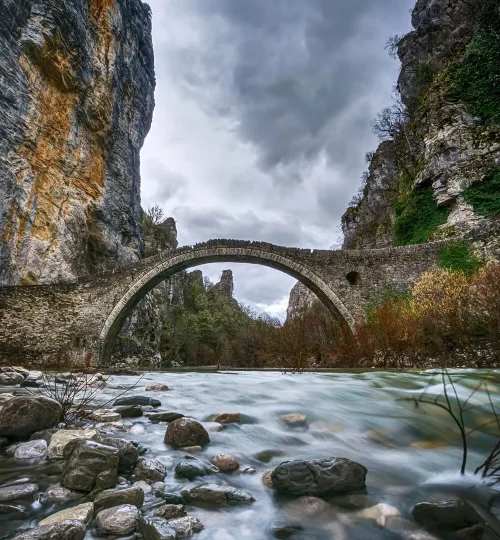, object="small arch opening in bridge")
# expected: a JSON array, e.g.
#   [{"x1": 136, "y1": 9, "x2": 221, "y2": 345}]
[{"x1": 346, "y1": 271, "x2": 360, "y2": 286}]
